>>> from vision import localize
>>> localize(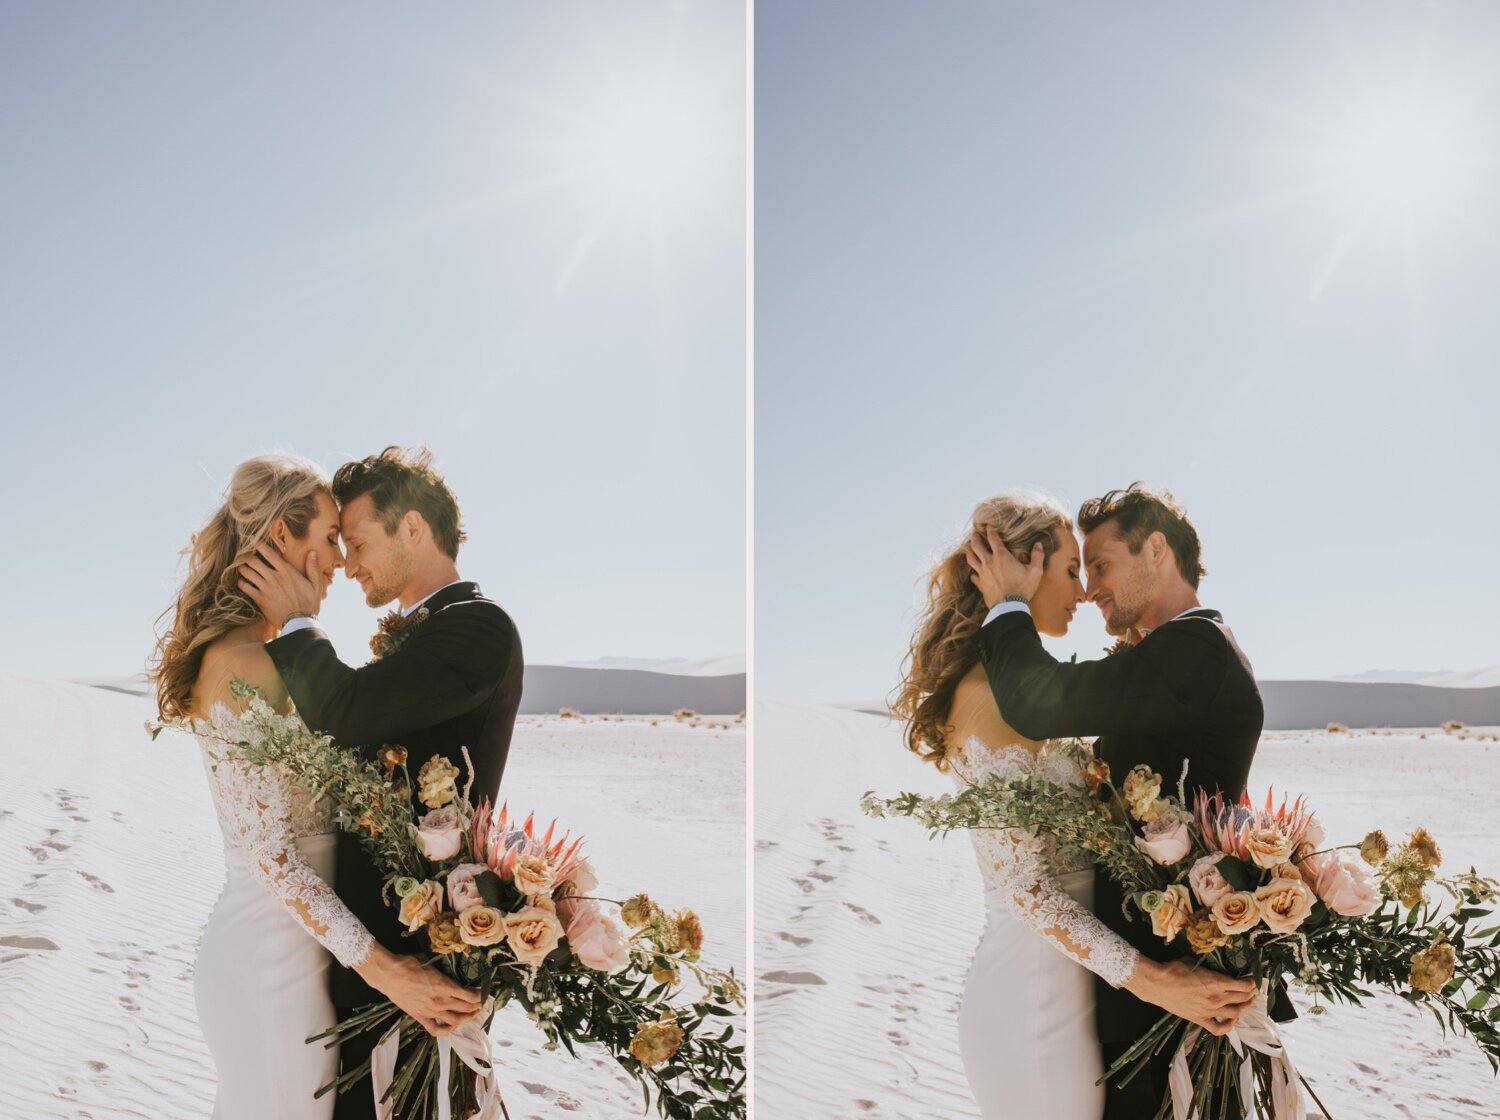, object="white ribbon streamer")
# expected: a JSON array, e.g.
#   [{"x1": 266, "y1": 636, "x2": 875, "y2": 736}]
[
  {"x1": 371, "y1": 1001, "x2": 506, "y2": 1120},
  {"x1": 1167, "y1": 988, "x2": 1305, "y2": 1120}
]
